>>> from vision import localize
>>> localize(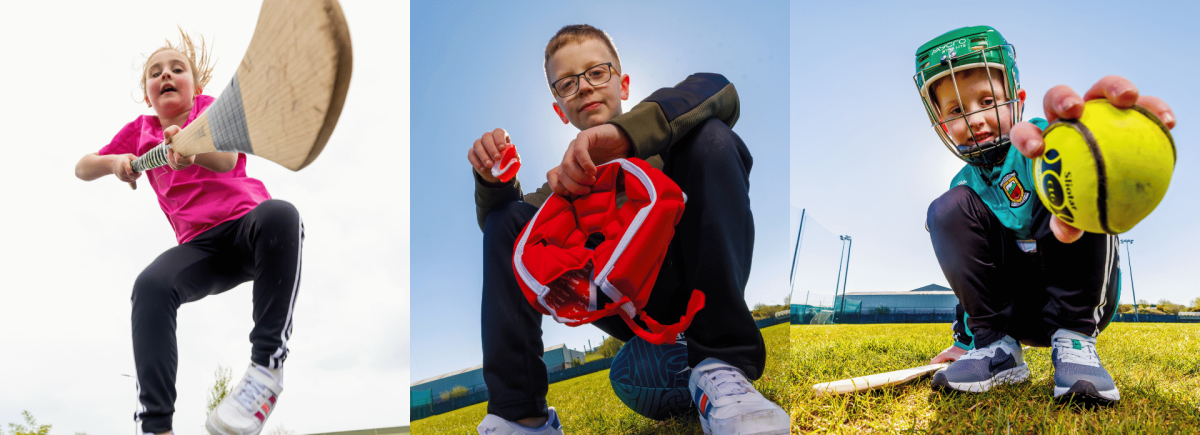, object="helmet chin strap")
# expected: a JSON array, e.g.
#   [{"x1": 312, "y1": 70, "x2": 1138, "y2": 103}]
[{"x1": 956, "y1": 135, "x2": 1011, "y2": 168}]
